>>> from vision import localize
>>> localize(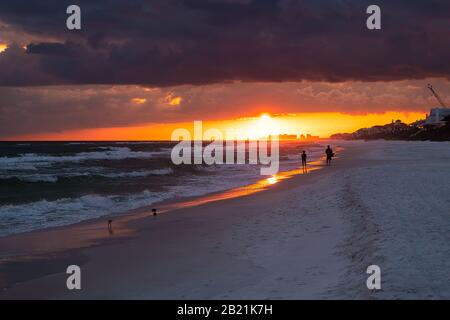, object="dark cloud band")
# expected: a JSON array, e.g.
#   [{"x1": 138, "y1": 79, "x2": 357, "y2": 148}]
[{"x1": 0, "y1": 0, "x2": 449, "y2": 86}]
